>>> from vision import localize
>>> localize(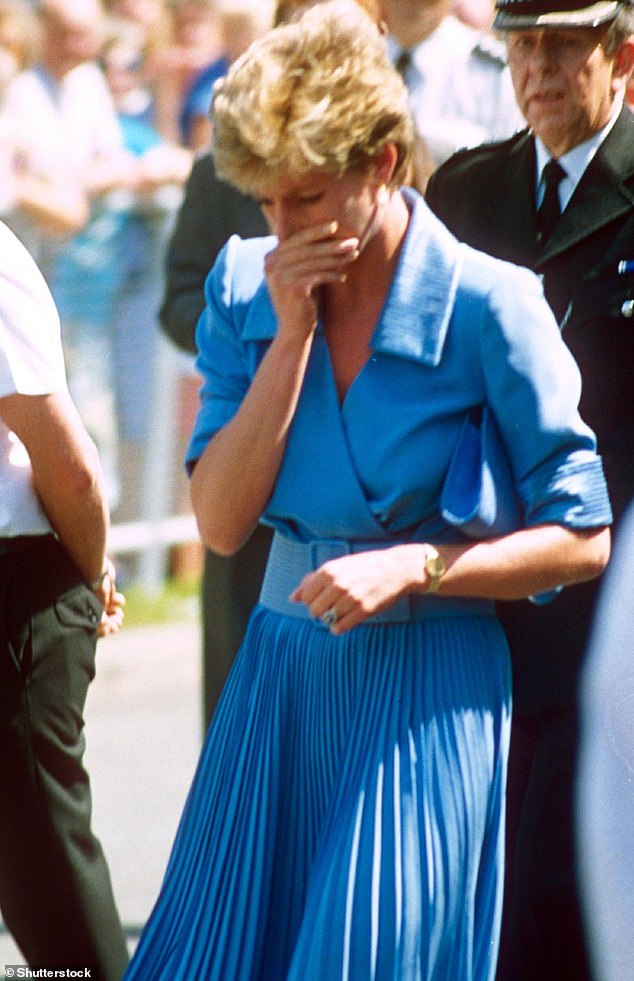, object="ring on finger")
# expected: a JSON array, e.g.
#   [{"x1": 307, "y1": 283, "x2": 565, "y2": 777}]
[{"x1": 320, "y1": 606, "x2": 338, "y2": 627}]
